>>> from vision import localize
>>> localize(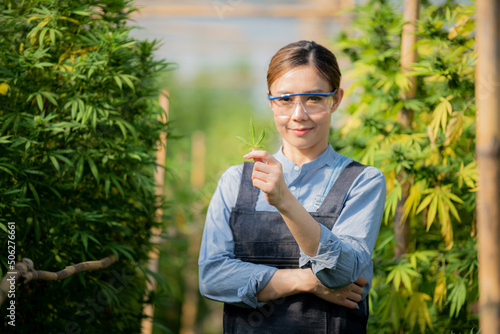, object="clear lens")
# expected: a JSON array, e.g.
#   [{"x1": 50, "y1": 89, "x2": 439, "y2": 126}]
[{"x1": 271, "y1": 94, "x2": 334, "y2": 116}]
